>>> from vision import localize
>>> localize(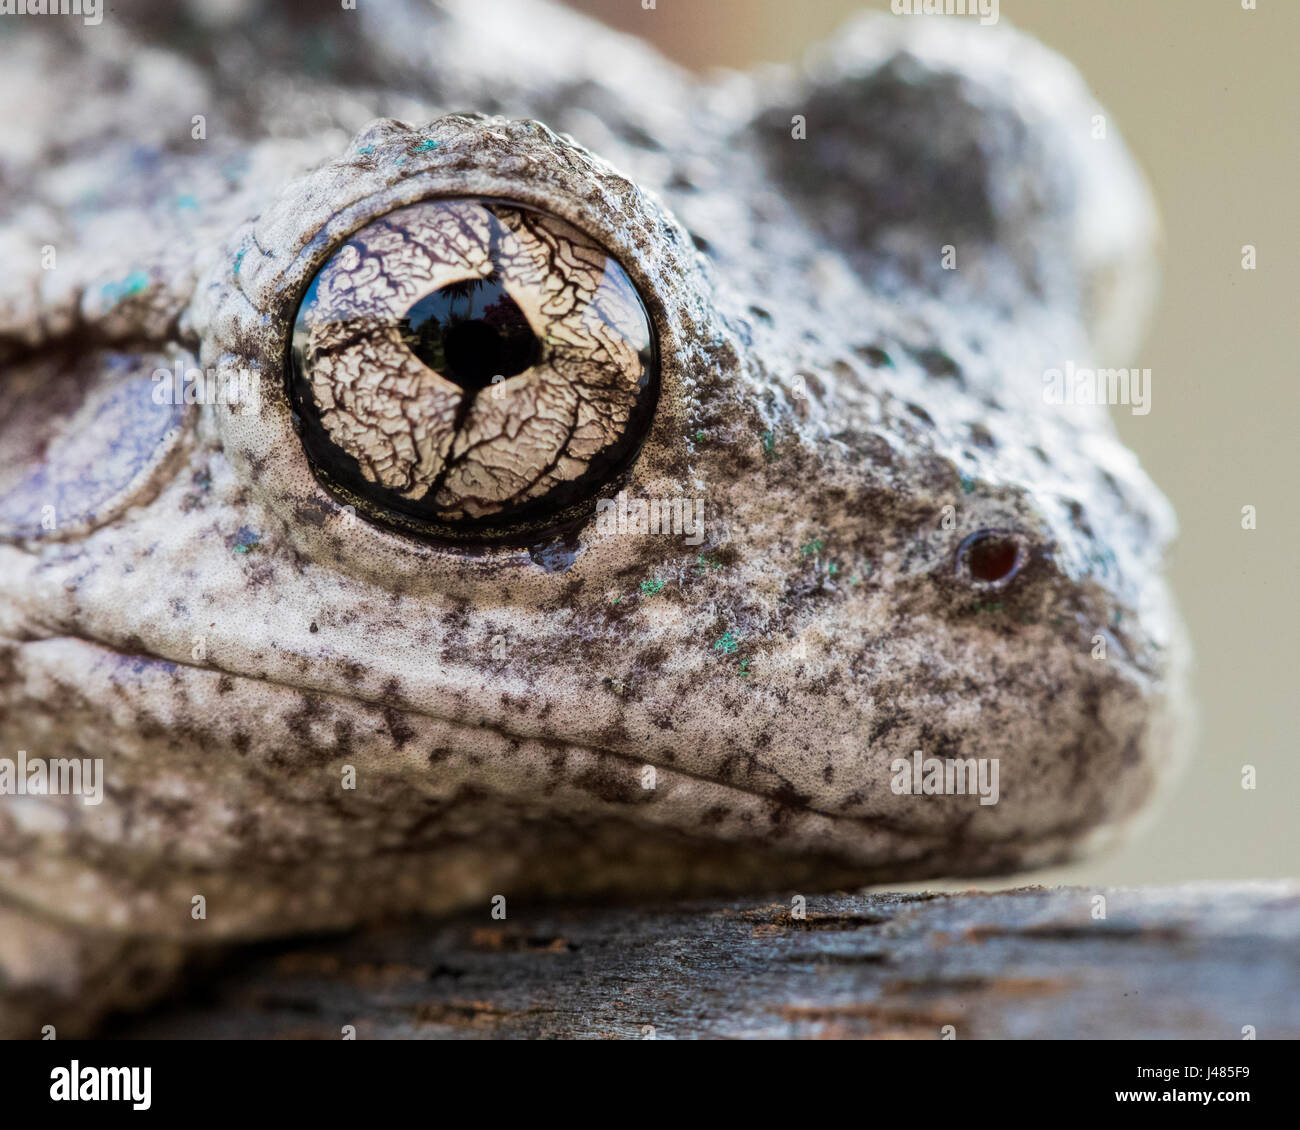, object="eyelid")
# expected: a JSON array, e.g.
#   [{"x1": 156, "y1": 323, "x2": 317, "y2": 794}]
[{"x1": 193, "y1": 115, "x2": 699, "y2": 587}]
